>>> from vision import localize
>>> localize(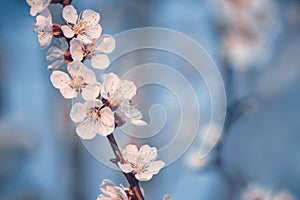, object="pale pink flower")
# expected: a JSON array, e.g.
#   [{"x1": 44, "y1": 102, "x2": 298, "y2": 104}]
[
  {"x1": 97, "y1": 179, "x2": 128, "y2": 200},
  {"x1": 118, "y1": 144, "x2": 165, "y2": 181},
  {"x1": 61, "y1": 5, "x2": 102, "y2": 44},
  {"x1": 26, "y1": 0, "x2": 50, "y2": 16},
  {"x1": 70, "y1": 100, "x2": 115, "y2": 139},
  {"x1": 33, "y1": 8, "x2": 53, "y2": 48},
  {"x1": 101, "y1": 73, "x2": 147, "y2": 126},
  {"x1": 50, "y1": 61, "x2": 100, "y2": 100},
  {"x1": 70, "y1": 34, "x2": 115, "y2": 69}
]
